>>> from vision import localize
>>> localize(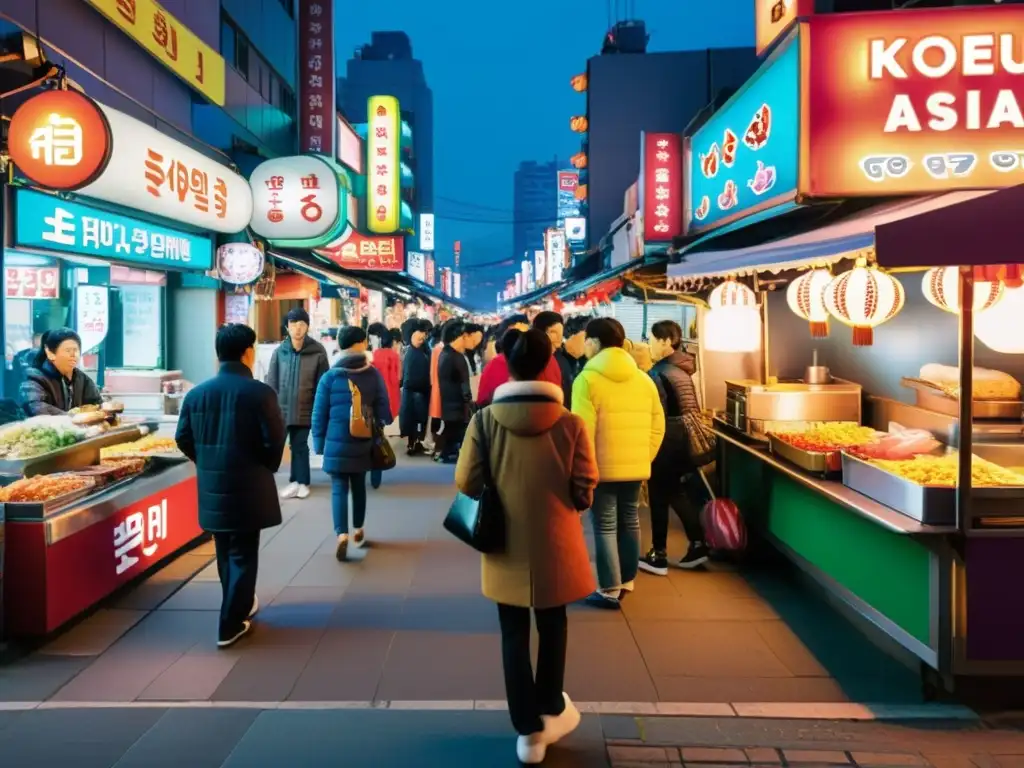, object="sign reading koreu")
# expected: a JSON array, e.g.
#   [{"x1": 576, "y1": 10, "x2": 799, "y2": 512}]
[{"x1": 801, "y1": 7, "x2": 1024, "y2": 197}]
